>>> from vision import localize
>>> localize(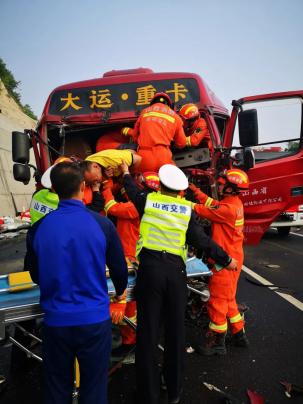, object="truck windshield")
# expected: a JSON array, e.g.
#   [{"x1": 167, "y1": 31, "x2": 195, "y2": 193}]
[{"x1": 48, "y1": 78, "x2": 200, "y2": 116}]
